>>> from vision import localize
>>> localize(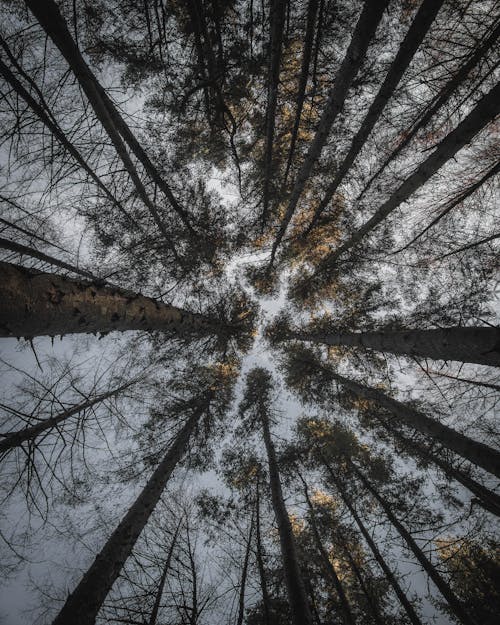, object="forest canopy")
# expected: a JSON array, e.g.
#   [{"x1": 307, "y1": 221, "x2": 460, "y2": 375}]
[{"x1": 0, "y1": 1, "x2": 499, "y2": 624}]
